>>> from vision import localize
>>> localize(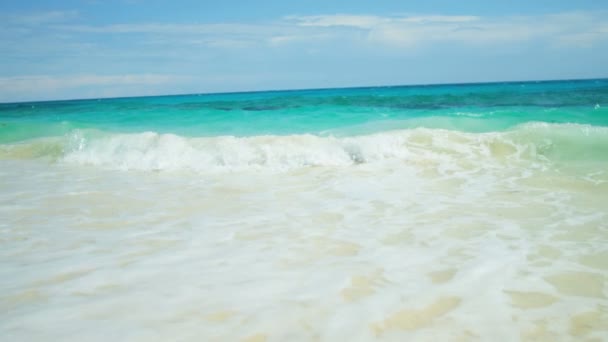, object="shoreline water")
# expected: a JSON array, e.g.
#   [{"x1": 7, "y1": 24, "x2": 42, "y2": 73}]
[{"x1": 1, "y1": 79, "x2": 607, "y2": 340}]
